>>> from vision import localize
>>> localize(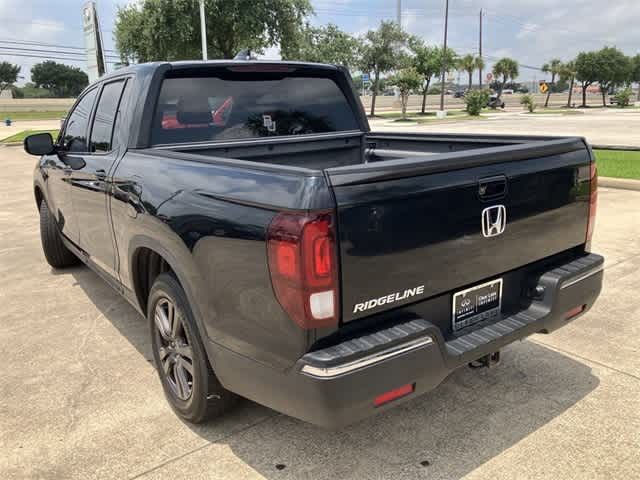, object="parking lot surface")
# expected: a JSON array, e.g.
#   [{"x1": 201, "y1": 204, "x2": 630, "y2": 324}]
[
  {"x1": 370, "y1": 108, "x2": 640, "y2": 147},
  {"x1": 1, "y1": 145, "x2": 638, "y2": 480}
]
